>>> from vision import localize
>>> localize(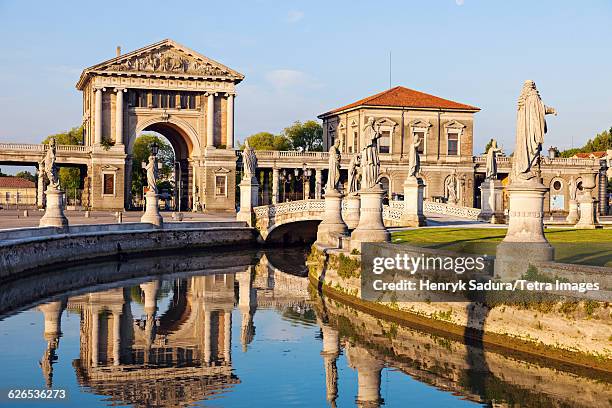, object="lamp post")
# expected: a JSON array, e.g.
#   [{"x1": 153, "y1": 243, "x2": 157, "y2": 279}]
[
  {"x1": 281, "y1": 169, "x2": 293, "y2": 202},
  {"x1": 297, "y1": 163, "x2": 312, "y2": 199}
]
